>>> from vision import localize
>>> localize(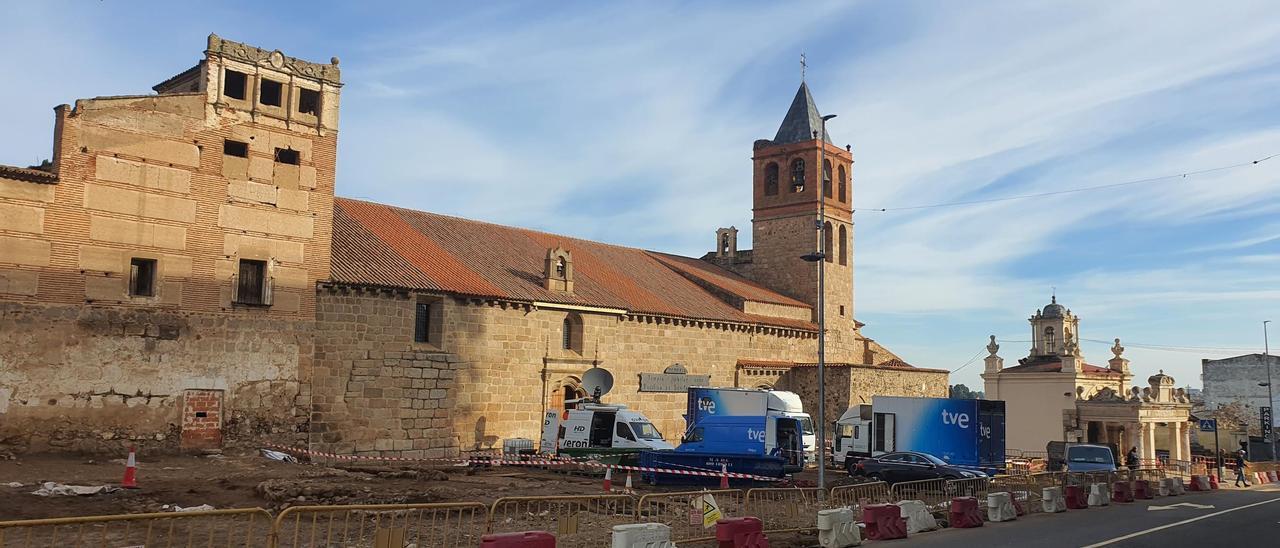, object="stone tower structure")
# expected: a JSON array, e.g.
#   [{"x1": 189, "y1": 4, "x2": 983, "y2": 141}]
[{"x1": 748, "y1": 82, "x2": 858, "y2": 359}]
